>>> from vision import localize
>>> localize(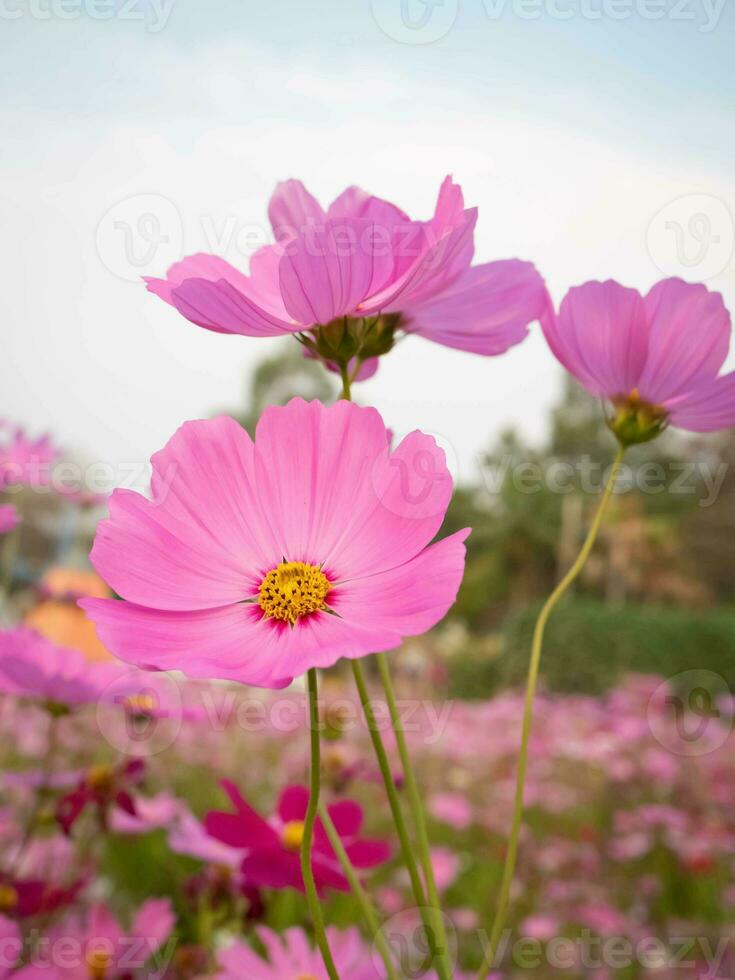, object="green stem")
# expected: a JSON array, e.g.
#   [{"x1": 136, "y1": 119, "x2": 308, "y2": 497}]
[
  {"x1": 351, "y1": 660, "x2": 450, "y2": 980},
  {"x1": 376, "y1": 651, "x2": 454, "y2": 979},
  {"x1": 476, "y1": 445, "x2": 625, "y2": 978},
  {"x1": 339, "y1": 363, "x2": 352, "y2": 401},
  {"x1": 301, "y1": 669, "x2": 339, "y2": 980},
  {"x1": 318, "y1": 800, "x2": 399, "y2": 980}
]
